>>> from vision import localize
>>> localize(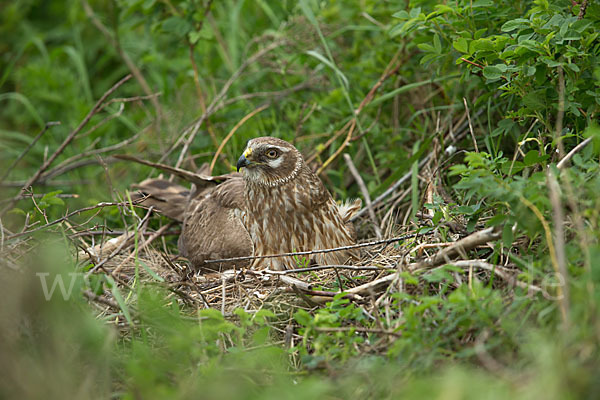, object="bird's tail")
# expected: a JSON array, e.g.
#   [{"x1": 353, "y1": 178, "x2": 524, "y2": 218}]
[
  {"x1": 338, "y1": 198, "x2": 362, "y2": 222},
  {"x1": 339, "y1": 198, "x2": 362, "y2": 241},
  {"x1": 132, "y1": 179, "x2": 190, "y2": 222}
]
